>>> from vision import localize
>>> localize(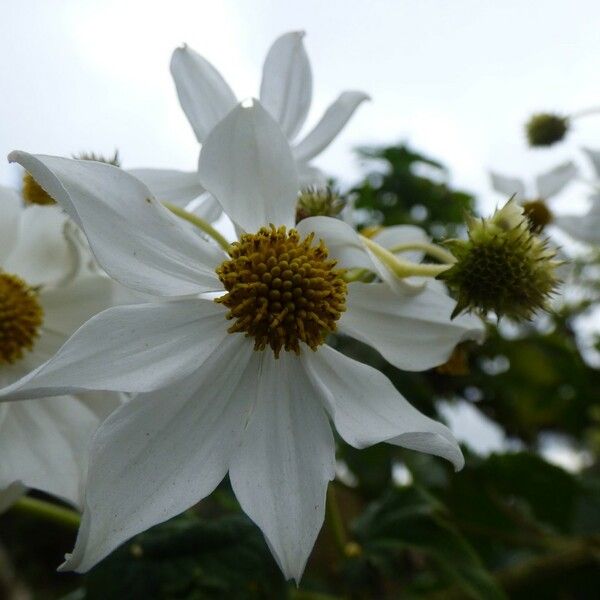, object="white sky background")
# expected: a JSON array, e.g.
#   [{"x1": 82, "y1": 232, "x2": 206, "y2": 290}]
[
  {"x1": 0, "y1": 0, "x2": 597, "y2": 463},
  {"x1": 2, "y1": 0, "x2": 600, "y2": 217}
]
